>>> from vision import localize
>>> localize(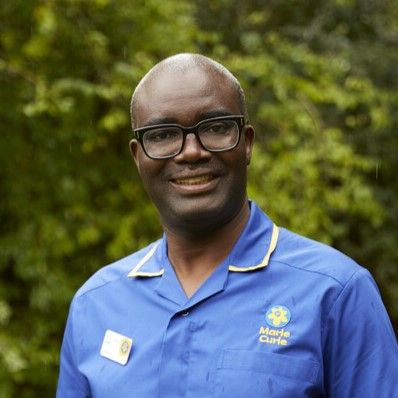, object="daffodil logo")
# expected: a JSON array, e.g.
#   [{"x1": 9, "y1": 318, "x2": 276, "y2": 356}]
[
  {"x1": 119, "y1": 339, "x2": 131, "y2": 356},
  {"x1": 266, "y1": 305, "x2": 291, "y2": 328}
]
